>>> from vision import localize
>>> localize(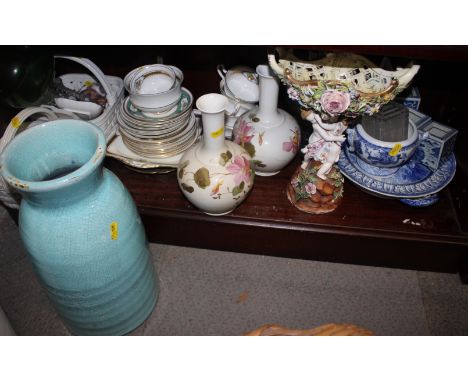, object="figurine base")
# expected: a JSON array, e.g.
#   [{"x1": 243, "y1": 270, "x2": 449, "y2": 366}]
[{"x1": 286, "y1": 161, "x2": 343, "y2": 215}]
